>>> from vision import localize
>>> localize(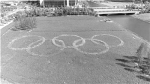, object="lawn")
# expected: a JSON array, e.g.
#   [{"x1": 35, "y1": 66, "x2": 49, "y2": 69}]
[{"x1": 1, "y1": 16, "x2": 150, "y2": 84}]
